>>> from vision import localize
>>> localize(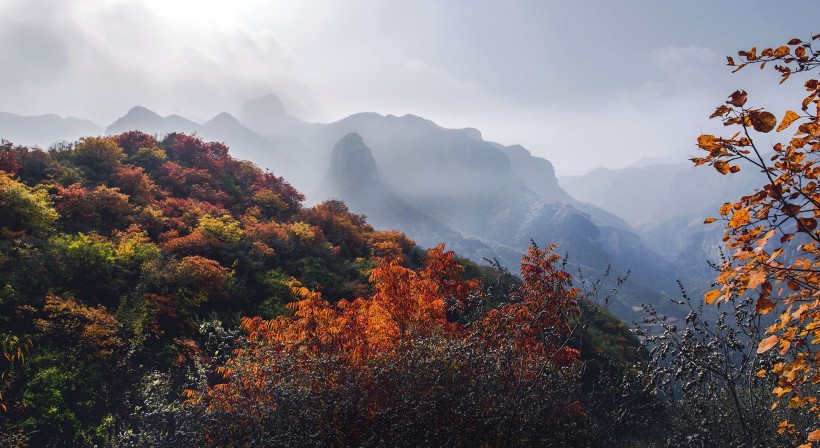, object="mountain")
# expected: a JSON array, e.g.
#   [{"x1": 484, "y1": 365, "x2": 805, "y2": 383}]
[
  {"x1": 238, "y1": 93, "x2": 307, "y2": 135},
  {"x1": 0, "y1": 111, "x2": 102, "y2": 147},
  {"x1": 105, "y1": 106, "x2": 294, "y2": 171},
  {"x1": 106, "y1": 106, "x2": 199, "y2": 137},
  {"x1": 560, "y1": 161, "x2": 768, "y2": 284},
  {"x1": 304, "y1": 120, "x2": 682, "y2": 320},
  {"x1": 316, "y1": 132, "x2": 522, "y2": 265},
  {"x1": 55, "y1": 98, "x2": 690, "y2": 321}
]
